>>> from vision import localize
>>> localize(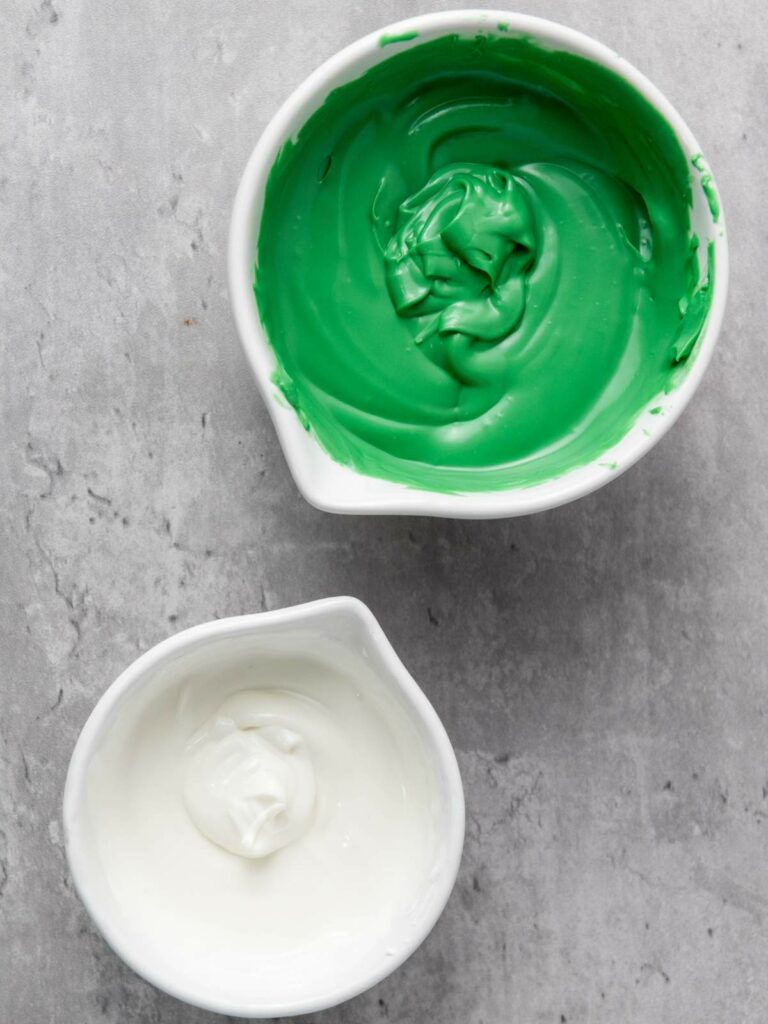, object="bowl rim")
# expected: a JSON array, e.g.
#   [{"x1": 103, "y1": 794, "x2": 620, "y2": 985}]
[
  {"x1": 228, "y1": 9, "x2": 729, "y2": 519},
  {"x1": 62, "y1": 596, "x2": 466, "y2": 1018}
]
